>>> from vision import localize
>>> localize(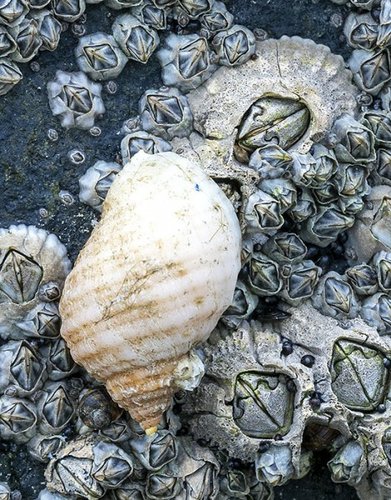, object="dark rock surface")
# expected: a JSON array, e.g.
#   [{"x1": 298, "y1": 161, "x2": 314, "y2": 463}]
[{"x1": 0, "y1": 0, "x2": 358, "y2": 498}]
